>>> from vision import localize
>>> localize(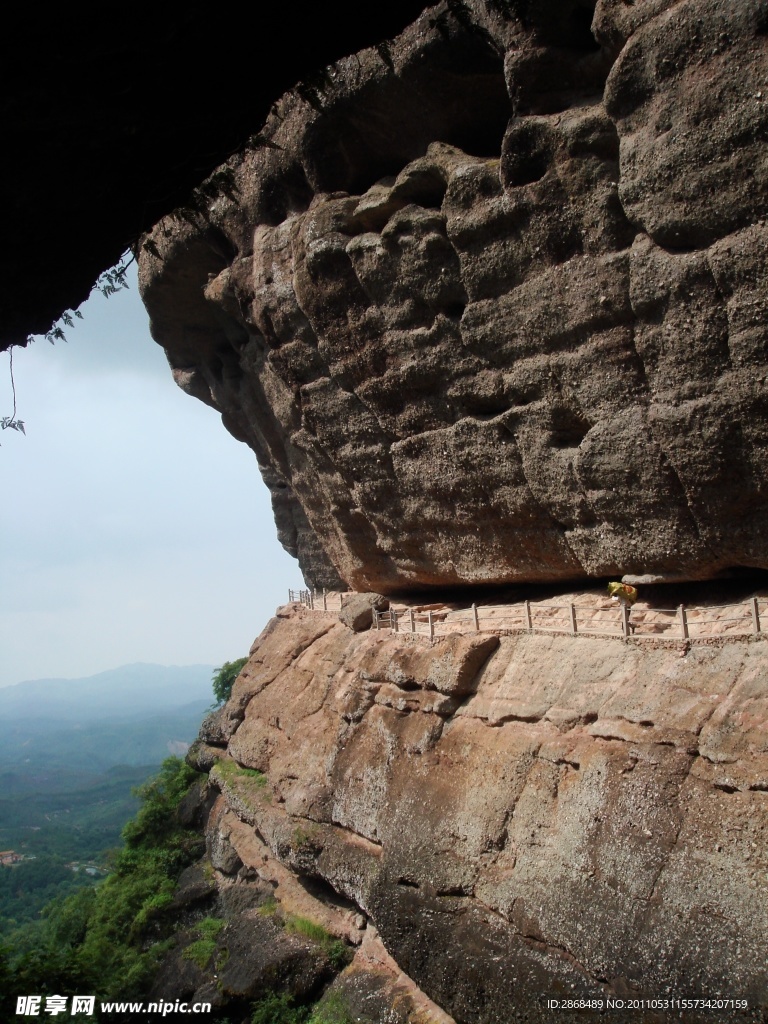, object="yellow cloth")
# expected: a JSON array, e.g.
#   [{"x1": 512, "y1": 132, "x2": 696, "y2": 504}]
[{"x1": 607, "y1": 581, "x2": 638, "y2": 605}]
